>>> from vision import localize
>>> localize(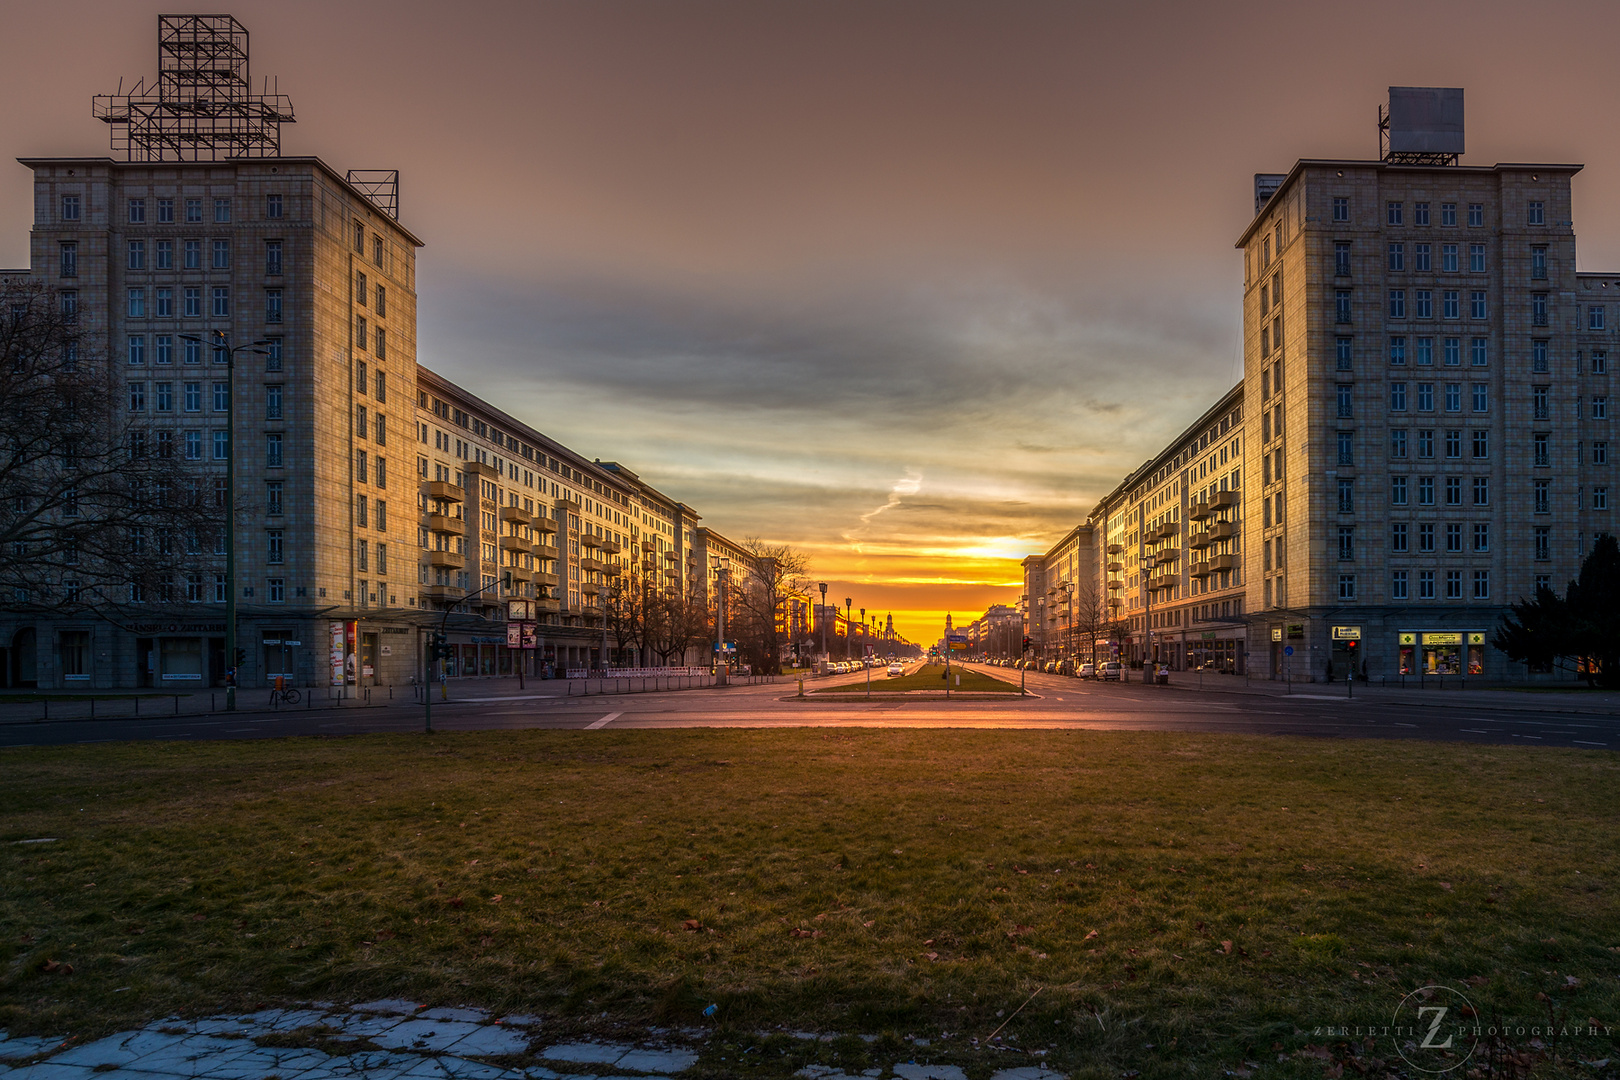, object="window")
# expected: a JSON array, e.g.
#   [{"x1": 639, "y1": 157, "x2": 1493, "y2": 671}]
[
  {"x1": 1472, "y1": 430, "x2": 1488, "y2": 459},
  {"x1": 1418, "y1": 477, "x2": 1435, "y2": 506},
  {"x1": 1440, "y1": 202, "x2": 1456, "y2": 227},
  {"x1": 1470, "y1": 244, "x2": 1486, "y2": 274},
  {"x1": 1336, "y1": 337, "x2": 1353, "y2": 370},
  {"x1": 1391, "y1": 475, "x2": 1408, "y2": 505},
  {"x1": 1597, "y1": 487, "x2": 1610, "y2": 510},
  {"x1": 1333, "y1": 197, "x2": 1349, "y2": 222},
  {"x1": 1445, "y1": 383, "x2": 1461, "y2": 412},
  {"x1": 266, "y1": 337, "x2": 283, "y2": 371},
  {"x1": 128, "y1": 239, "x2": 146, "y2": 270},
  {"x1": 1535, "y1": 526, "x2": 1550, "y2": 561},
  {"x1": 356, "y1": 404, "x2": 369, "y2": 440},
  {"x1": 1467, "y1": 338, "x2": 1486, "y2": 367},
  {"x1": 1535, "y1": 479, "x2": 1550, "y2": 513},
  {"x1": 61, "y1": 194, "x2": 80, "y2": 221},
  {"x1": 357, "y1": 360, "x2": 368, "y2": 394},
  {"x1": 1473, "y1": 477, "x2": 1489, "y2": 506},
  {"x1": 155, "y1": 381, "x2": 173, "y2": 412},
  {"x1": 1596, "y1": 440, "x2": 1610, "y2": 465},
  {"x1": 356, "y1": 449, "x2": 368, "y2": 483},
  {"x1": 1390, "y1": 382, "x2": 1408, "y2": 411},
  {"x1": 1387, "y1": 201, "x2": 1404, "y2": 226},
  {"x1": 1415, "y1": 337, "x2": 1433, "y2": 366},
  {"x1": 1445, "y1": 429, "x2": 1462, "y2": 458},
  {"x1": 1442, "y1": 290, "x2": 1459, "y2": 320},
  {"x1": 377, "y1": 501, "x2": 387, "y2": 531},
  {"x1": 155, "y1": 288, "x2": 172, "y2": 318},
  {"x1": 355, "y1": 315, "x2": 367, "y2": 351},
  {"x1": 1392, "y1": 570, "x2": 1408, "y2": 599},
  {"x1": 1337, "y1": 430, "x2": 1355, "y2": 465},
  {"x1": 1337, "y1": 478, "x2": 1354, "y2": 513},
  {"x1": 1389, "y1": 243, "x2": 1405, "y2": 272},
  {"x1": 1469, "y1": 384, "x2": 1486, "y2": 412},
  {"x1": 1338, "y1": 574, "x2": 1356, "y2": 600},
  {"x1": 214, "y1": 198, "x2": 231, "y2": 223},
  {"x1": 266, "y1": 433, "x2": 283, "y2": 468},
  {"x1": 1415, "y1": 290, "x2": 1432, "y2": 319},
  {"x1": 212, "y1": 430, "x2": 228, "y2": 460},
  {"x1": 1470, "y1": 291, "x2": 1487, "y2": 319},
  {"x1": 266, "y1": 384, "x2": 282, "y2": 420},
  {"x1": 376, "y1": 457, "x2": 387, "y2": 488},
  {"x1": 354, "y1": 220, "x2": 366, "y2": 253},
  {"x1": 126, "y1": 288, "x2": 146, "y2": 319},
  {"x1": 1337, "y1": 384, "x2": 1353, "y2": 418},
  {"x1": 1389, "y1": 289, "x2": 1406, "y2": 318},
  {"x1": 376, "y1": 285, "x2": 387, "y2": 318},
  {"x1": 180, "y1": 286, "x2": 200, "y2": 318},
  {"x1": 155, "y1": 238, "x2": 173, "y2": 269},
  {"x1": 267, "y1": 529, "x2": 284, "y2": 564},
  {"x1": 1473, "y1": 522, "x2": 1490, "y2": 552},
  {"x1": 375, "y1": 370, "x2": 387, "y2": 402},
  {"x1": 1390, "y1": 428, "x2": 1407, "y2": 458},
  {"x1": 1531, "y1": 339, "x2": 1549, "y2": 373},
  {"x1": 126, "y1": 197, "x2": 146, "y2": 223},
  {"x1": 1392, "y1": 522, "x2": 1409, "y2": 552},
  {"x1": 1446, "y1": 570, "x2": 1463, "y2": 600},
  {"x1": 266, "y1": 481, "x2": 283, "y2": 515},
  {"x1": 1532, "y1": 246, "x2": 1547, "y2": 279},
  {"x1": 1418, "y1": 522, "x2": 1436, "y2": 551},
  {"x1": 213, "y1": 573, "x2": 227, "y2": 602},
  {"x1": 1412, "y1": 244, "x2": 1431, "y2": 274},
  {"x1": 183, "y1": 382, "x2": 201, "y2": 412},
  {"x1": 1533, "y1": 385, "x2": 1550, "y2": 420},
  {"x1": 1445, "y1": 476, "x2": 1462, "y2": 505},
  {"x1": 1442, "y1": 244, "x2": 1458, "y2": 273},
  {"x1": 268, "y1": 578, "x2": 285, "y2": 604},
  {"x1": 128, "y1": 381, "x2": 146, "y2": 412},
  {"x1": 358, "y1": 539, "x2": 369, "y2": 572},
  {"x1": 59, "y1": 241, "x2": 77, "y2": 277},
  {"x1": 266, "y1": 193, "x2": 283, "y2": 219},
  {"x1": 1389, "y1": 337, "x2": 1406, "y2": 365},
  {"x1": 1336, "y1": 290, "x2": 1352, "y2": 323},
  {"x1": 1532, "y1": 293, "x2": 1548, "y2": 326},
  {"x1": 1468, "y1": 203, "x2": 1484, "y2": 227},
  {"x1": 184, "y1": 239, "x2": 201, "y2": 269},
  {"x1": 265, "y1": 289, "x2": 282, "y2": 323},
  {"x1": 1418, "y1": 569, "x2": 1435, "y2": 599},
  {"x1": 1595, "y1": 395, "x2": 1610, "y2": 420},
  {"x1": 212, "y1": 381, "x2": 229, "y2": 411},
  {"x1": 356, "y1": 270, "x2": 368, "y2": 306},
  {"x1": 1527, "y1": 200, "x2": 1545, "y2": 226},
  {"x1": 127, "y1": 333, "x2": 147, "y2": 365},
  {"x1": 1441, "y1": 337, "x2": 1459, "y2": 366},
  {"x1": 357, "y1": 494, "x2": 368, "y2": 528},
  {"x1": 185, "y1": 197, "x2": 203, "y2": 223},
  {"x1": 375, "y1": 328, "x2": 386, "y2": 360},
  {"x1": 212, "y1": 286, "x2": 229, "y2": 318},
  {"x1": 1418, "y1": 382, "x2": 1435, "y2": 412},
  {"x1": 266, "y1": 240, "x2": 282, "y2": 275},
  {"x1": 373, "y1": 235, "x2": 385, "y2": 266},
  {"x1": 210, "y1": 239, "x2": 230, "y2": 270}
]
